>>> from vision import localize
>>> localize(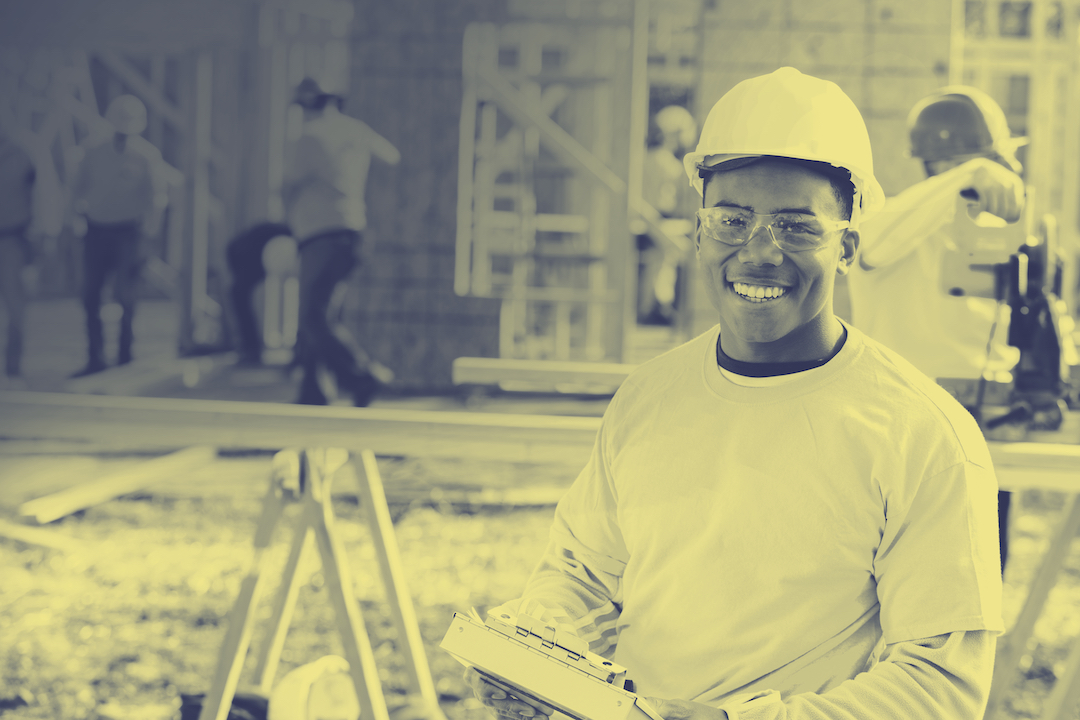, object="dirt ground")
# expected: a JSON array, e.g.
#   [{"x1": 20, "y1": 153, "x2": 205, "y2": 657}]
[{"x1": 1, "y1": 475, "x2": 1080, "y2": 720}]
